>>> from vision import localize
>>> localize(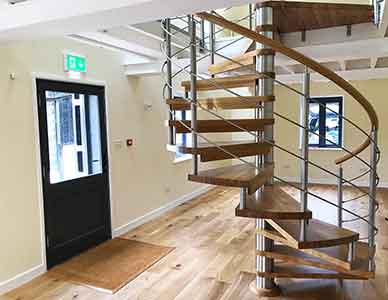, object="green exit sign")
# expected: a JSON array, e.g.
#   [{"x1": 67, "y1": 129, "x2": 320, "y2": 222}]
[{"x1": 64, "y1": 53, "x2": 86, "y2": 73}]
